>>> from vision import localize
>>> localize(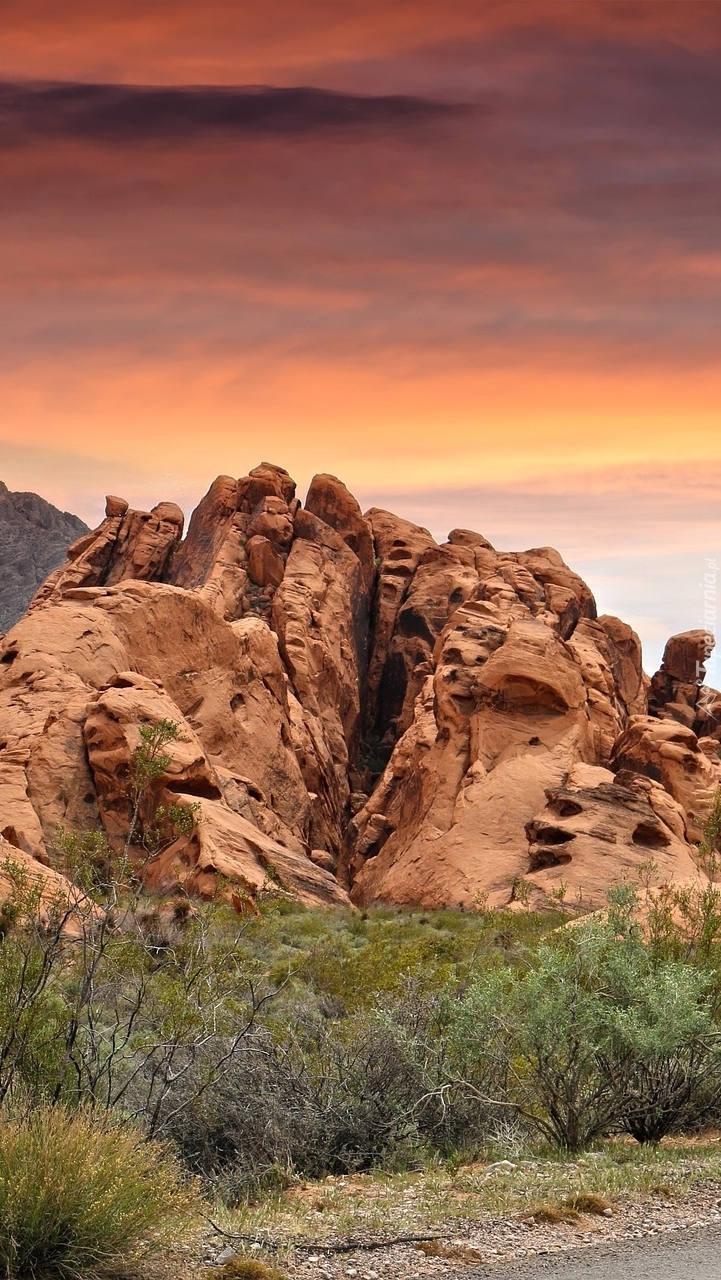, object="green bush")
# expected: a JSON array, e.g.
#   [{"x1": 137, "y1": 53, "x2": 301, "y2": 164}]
[
  {"x1": 450, "y1": 894, "x2": 721, "y2": 1150},
  {"x1": 0, "y1": 1104, "x2": 194, "y2": 1279}
]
